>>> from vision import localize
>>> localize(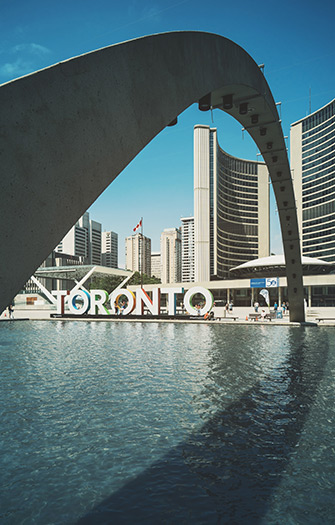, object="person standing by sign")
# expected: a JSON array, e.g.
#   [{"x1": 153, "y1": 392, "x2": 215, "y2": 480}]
[
  {"x1": 114, "y1": 300, "x2": 120, "y2": 315},
  {"x1": 7, "y1": 304, "x2": 14, "y2": 319}
]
